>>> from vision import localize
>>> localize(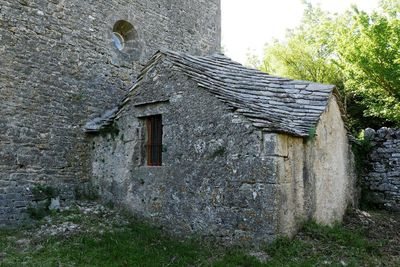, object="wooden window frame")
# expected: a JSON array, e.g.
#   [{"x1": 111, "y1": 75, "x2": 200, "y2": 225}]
[{"x1": 146, "y1": 115, "x2": 162, "y2": 166}]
